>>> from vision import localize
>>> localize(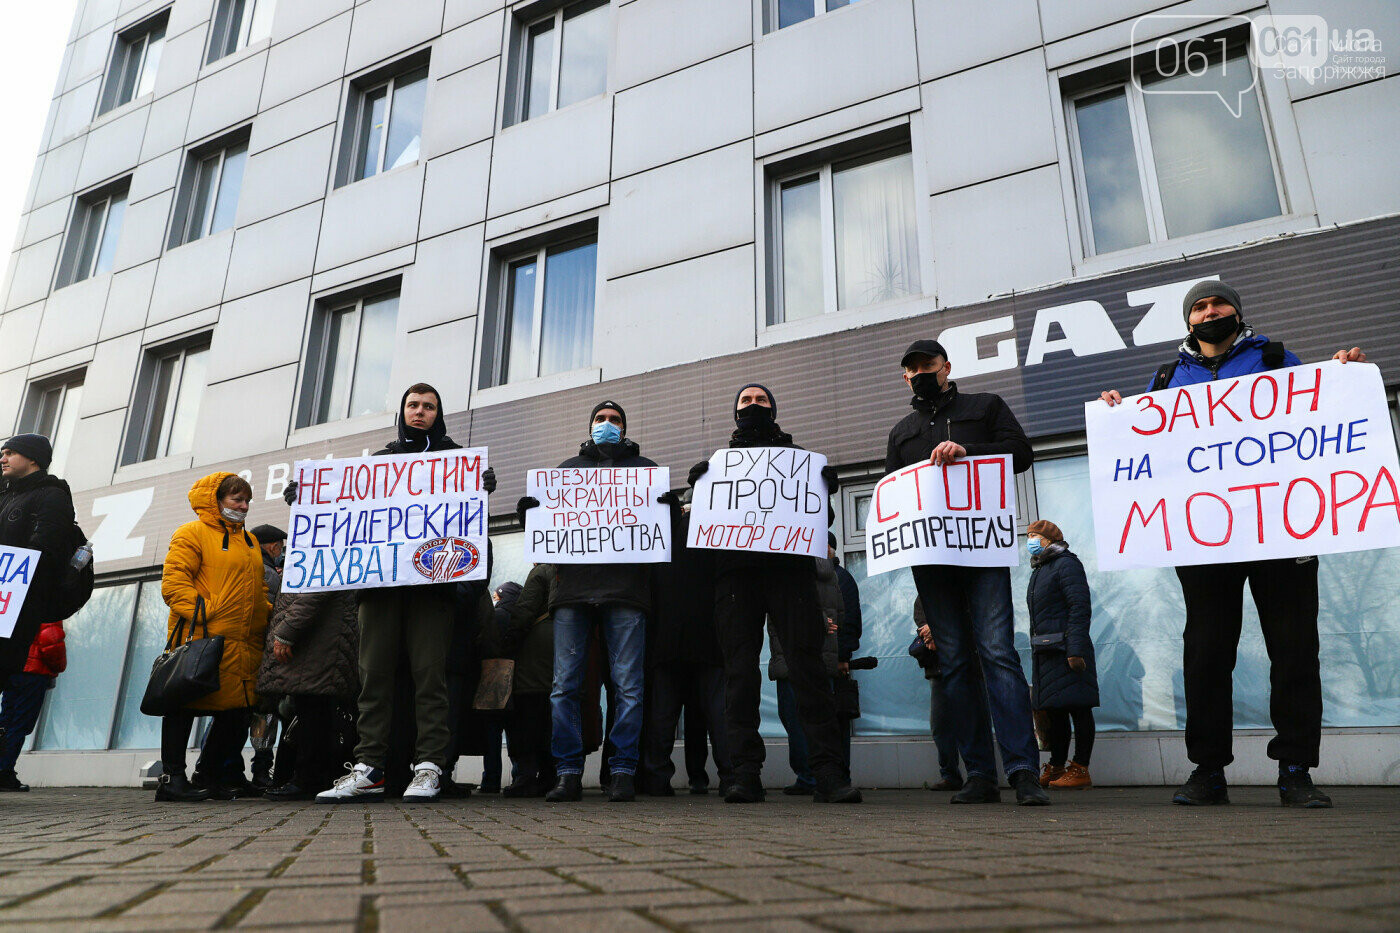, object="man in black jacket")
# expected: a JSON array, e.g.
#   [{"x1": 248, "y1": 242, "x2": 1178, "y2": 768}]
[
  {"x1": 517, "y1": 400, "x2": 661, "y2": 803},
  {"x1": 0, "y1": 435, "x2": 75, "y2": 678},
  {"x1": 689, "y1": 384, "x2": 860, "y2": 804},
  {"x1": 886, "y1": 341, "x2": 1047, "y2": 806}
]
